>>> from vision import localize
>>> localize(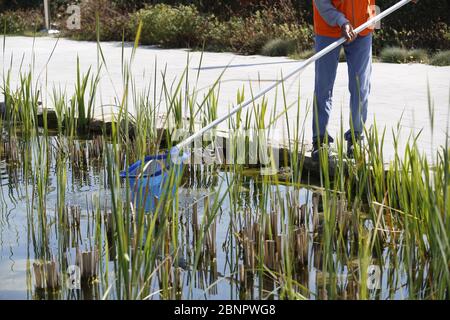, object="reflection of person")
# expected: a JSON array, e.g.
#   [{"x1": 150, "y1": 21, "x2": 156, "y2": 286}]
[{"x1": 311, "y1": 0, "x2": 417, "y2": 160}]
